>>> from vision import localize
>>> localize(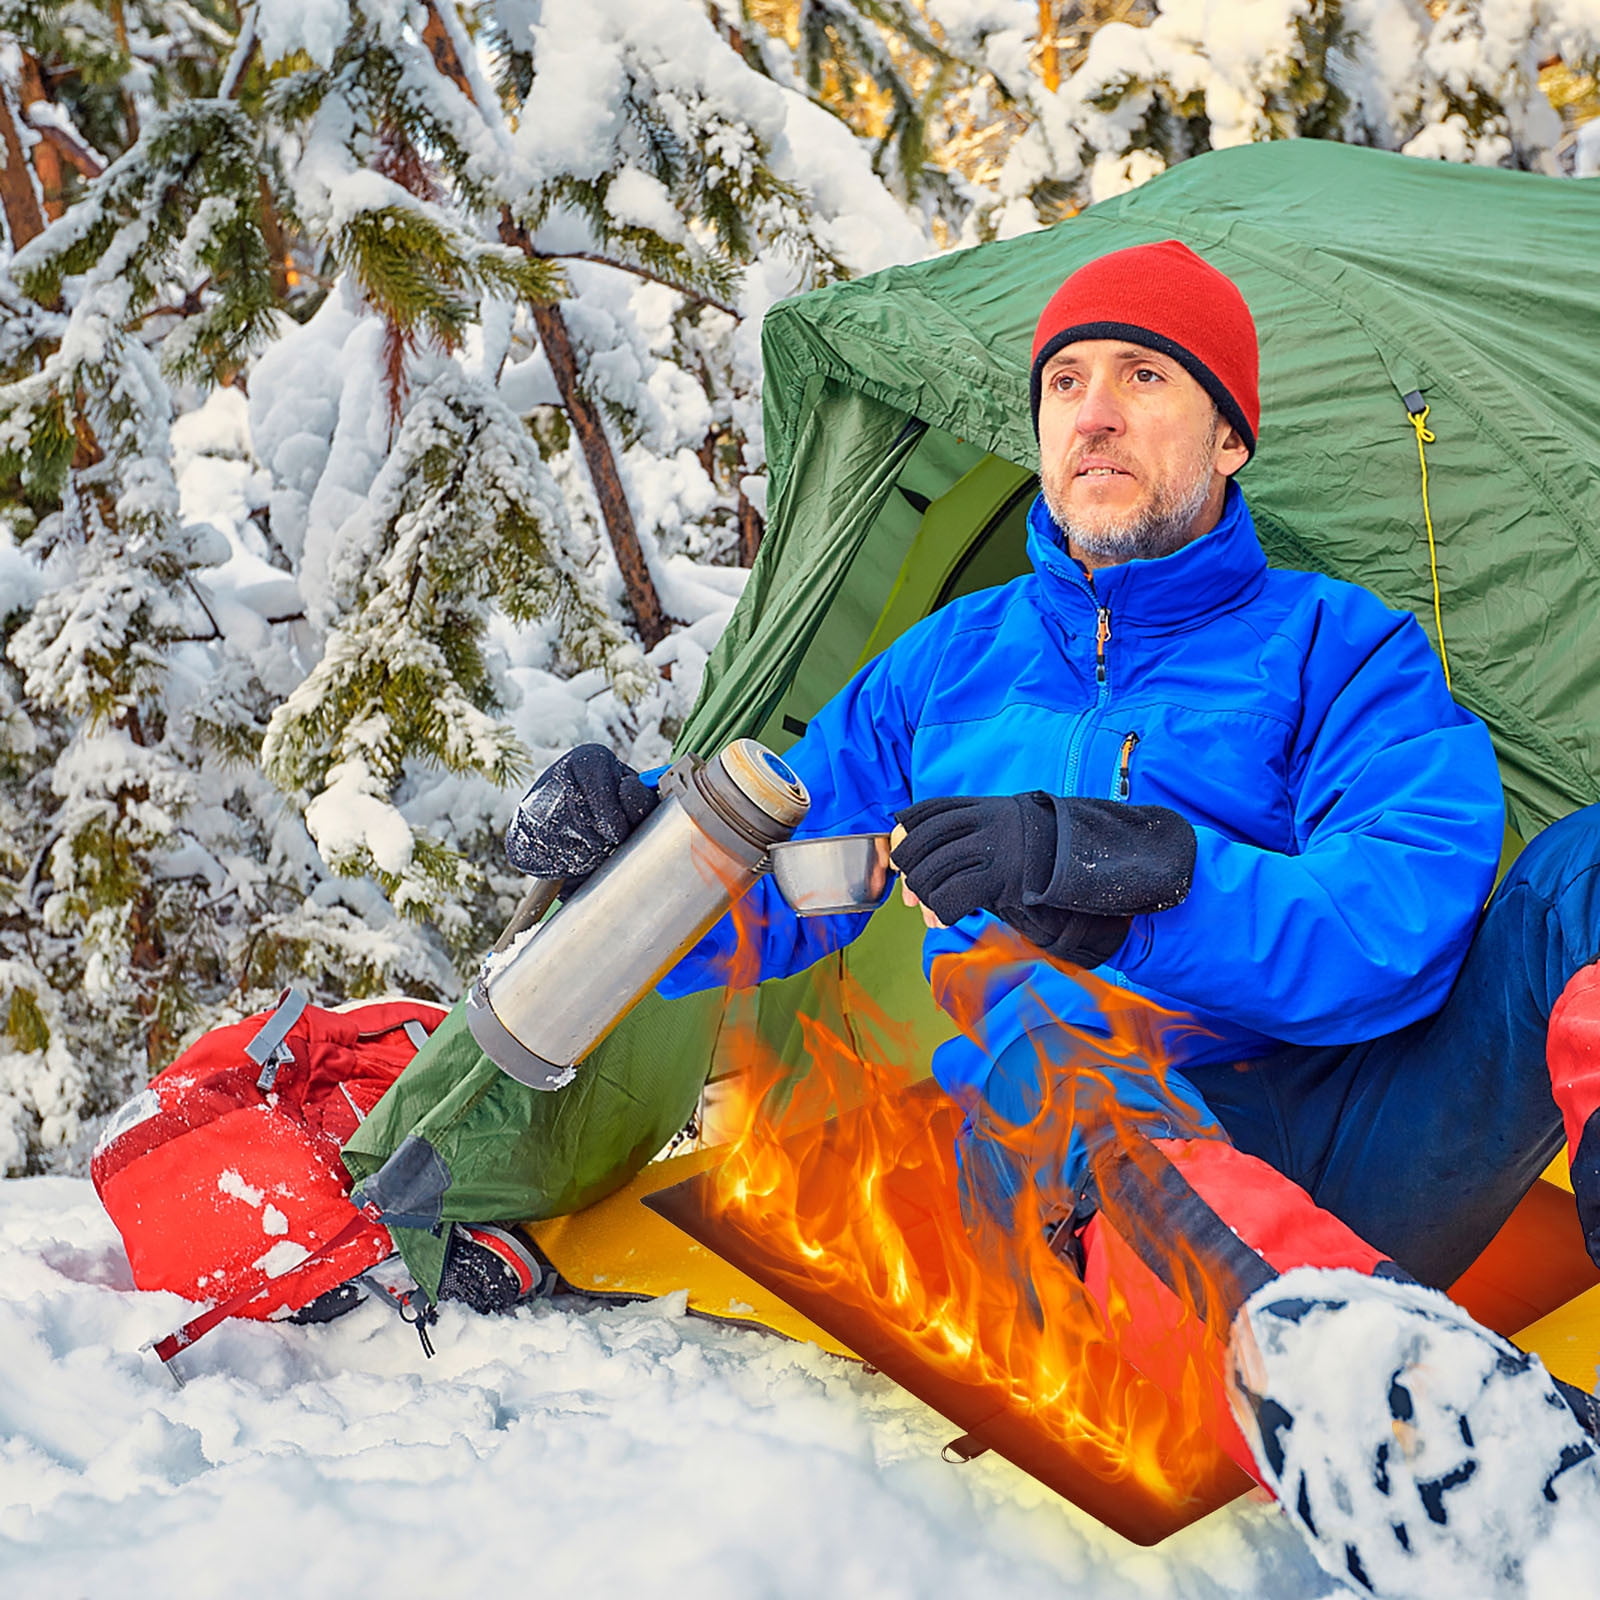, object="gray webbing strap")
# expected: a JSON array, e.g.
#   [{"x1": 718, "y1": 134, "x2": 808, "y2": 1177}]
[
  {"x1": 246, "y1": 986, "x2": 310, "y2": 1091},
  {"x1": 402, "y1": 1019, "x2": 429, "y2": 1053}
]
